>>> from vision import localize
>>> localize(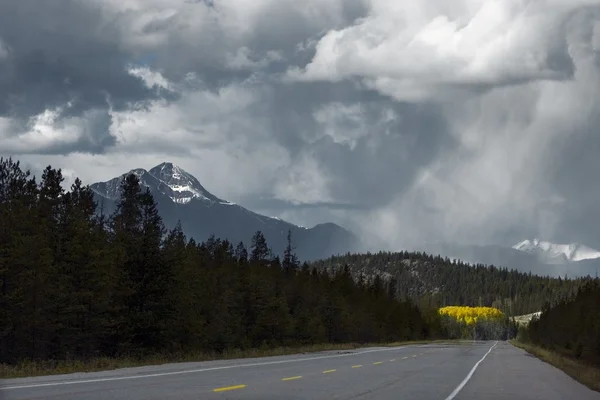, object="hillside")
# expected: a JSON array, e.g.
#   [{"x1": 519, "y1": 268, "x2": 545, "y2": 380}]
[
  {"x1": 412, "y1": 242, "x2": 600, "y2": 278},
  {"x1": 311, "y1": 251, "x2": 593, "y2": 316}
]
